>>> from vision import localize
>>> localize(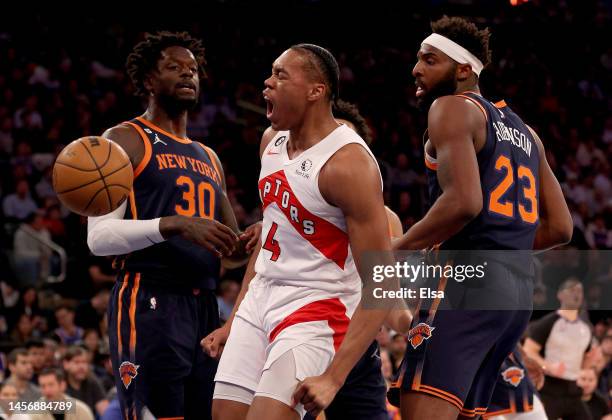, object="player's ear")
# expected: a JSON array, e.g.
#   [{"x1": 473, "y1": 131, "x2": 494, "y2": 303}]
[
  {"x1": 143, "y1": 73, "x2": 154, "y2": 95},
  {"x1": 307, "y1": 82, "x2": 326, "y2": 102},
  {"x1": 456, "y1": 63, "x2": 472, "y2": 82}
]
